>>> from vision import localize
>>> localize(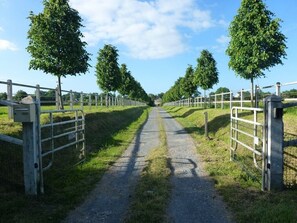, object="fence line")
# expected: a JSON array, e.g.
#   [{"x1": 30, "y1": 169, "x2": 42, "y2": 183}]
[
  {"x1": 0, "y1": 79, "x2": 146, "y2": 118},
  {"x1": 163, "y1": 81, "x2": 297, "y2": 108}
]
